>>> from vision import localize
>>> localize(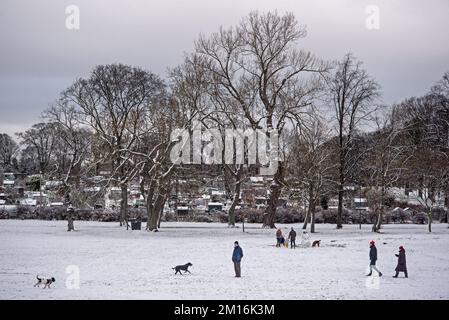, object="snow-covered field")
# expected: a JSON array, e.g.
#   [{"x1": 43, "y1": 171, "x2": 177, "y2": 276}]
[{"x1": 0, "y1": 220, "x2": 448, "y2": 300}]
